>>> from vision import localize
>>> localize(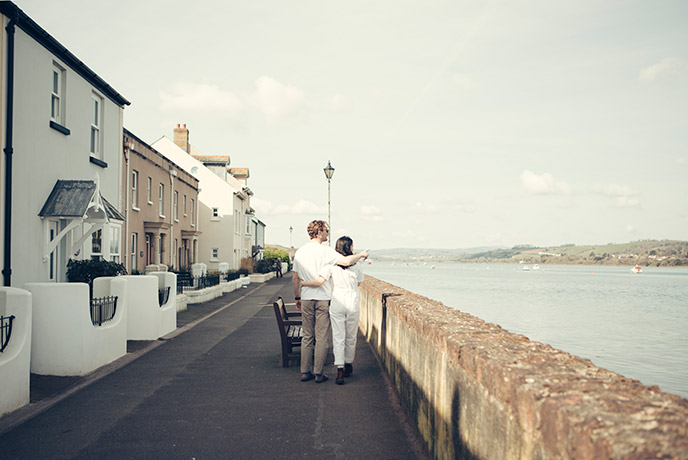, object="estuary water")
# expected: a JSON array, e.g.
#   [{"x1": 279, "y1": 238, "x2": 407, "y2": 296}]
[{"x1": 363, "y1": 262, "x2": 688, "y2": 399}]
